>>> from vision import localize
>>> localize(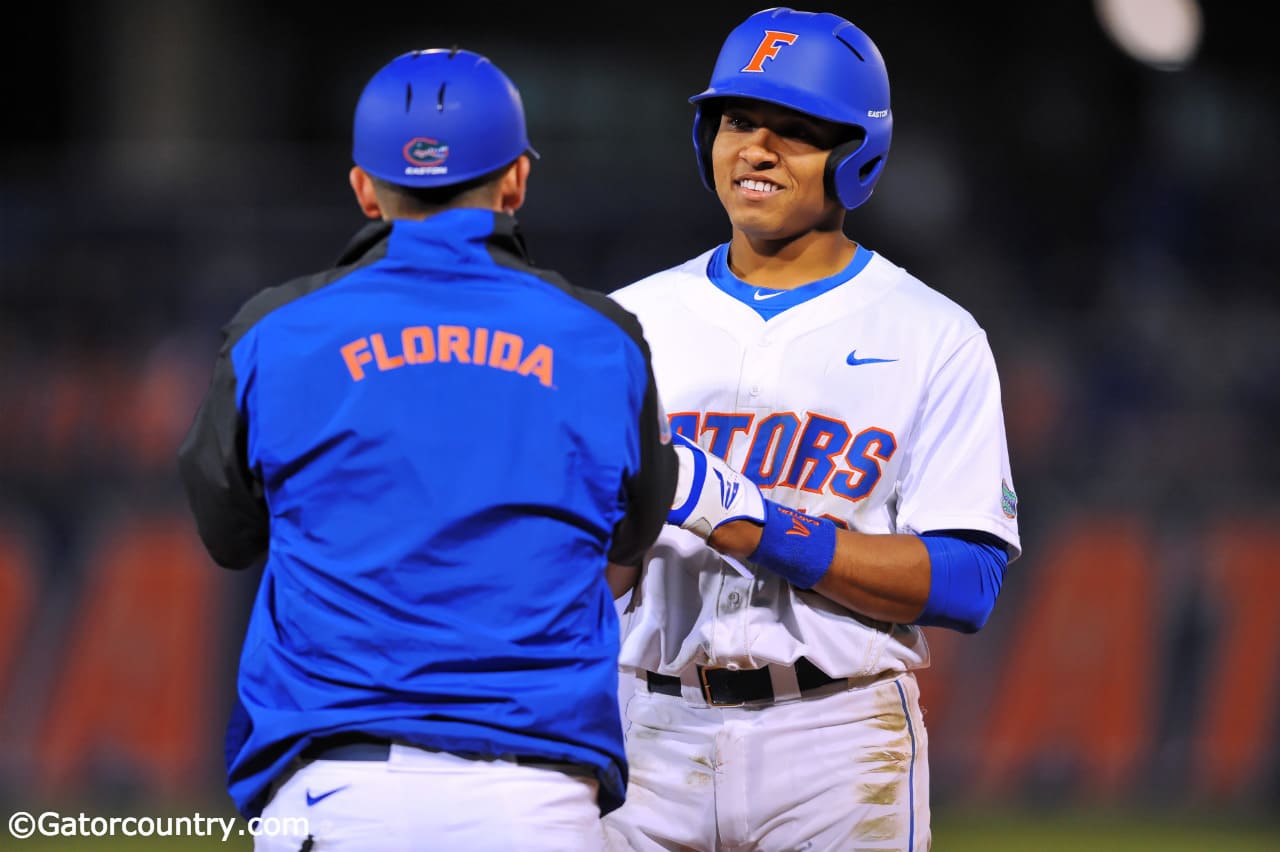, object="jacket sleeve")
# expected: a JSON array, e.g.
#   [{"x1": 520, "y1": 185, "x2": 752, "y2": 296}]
[
  {"x1": 176, "y1": 331, "x2": 268, "y2": 570},
  {"x1": 605, "y1": 324, "x2": 678, "y2": 567}
]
